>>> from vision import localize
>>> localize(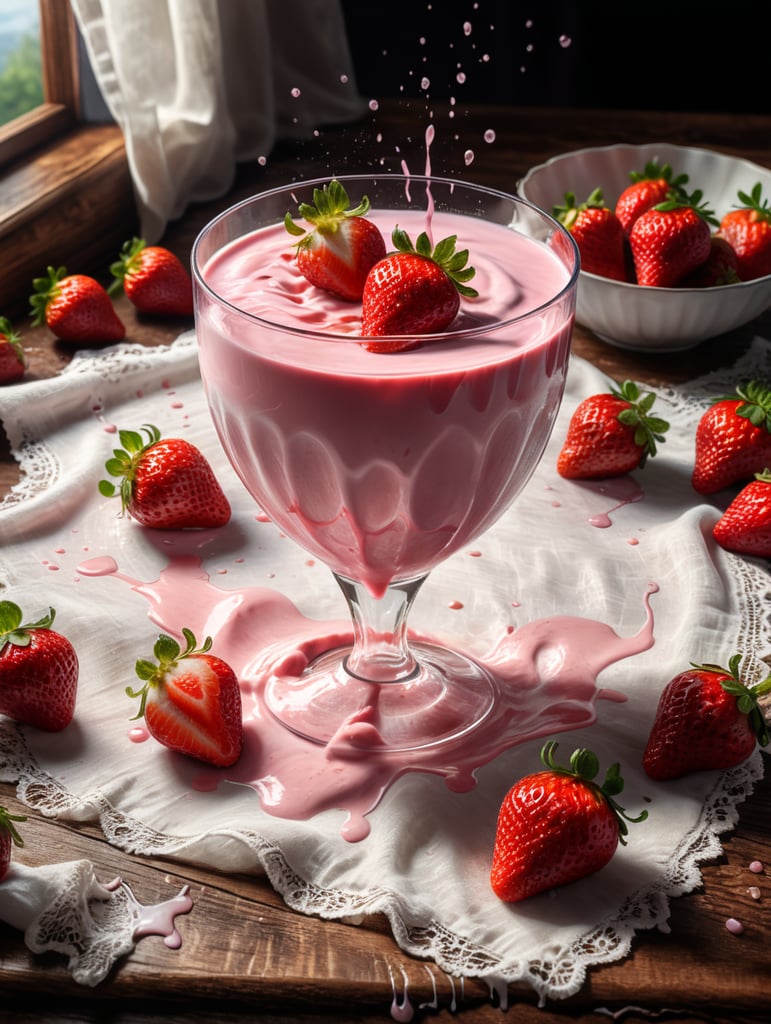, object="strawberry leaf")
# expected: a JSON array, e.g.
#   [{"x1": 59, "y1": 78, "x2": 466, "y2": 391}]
[{"x1": 611, "y1": 380, "x2": 670, "y2": 465}]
